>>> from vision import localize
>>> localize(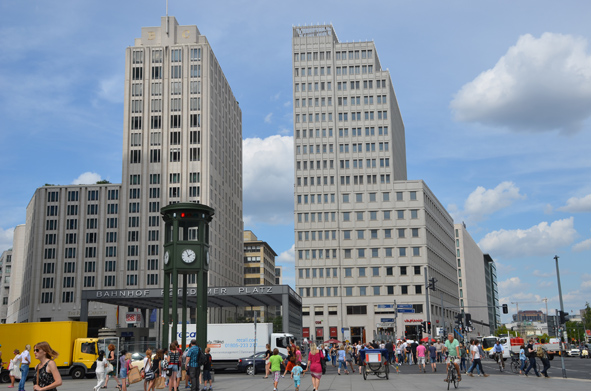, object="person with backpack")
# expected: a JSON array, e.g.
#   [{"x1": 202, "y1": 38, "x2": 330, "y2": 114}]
[
  {"x1": 185, "y1": 339, "x2": 202, "y2": 391},
  {"x1": 538, "y1": 339, "x2": 551, "y2": 378},
  {"x1": 524, "y1": 338, "x2": 541, "y2": 377}
]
